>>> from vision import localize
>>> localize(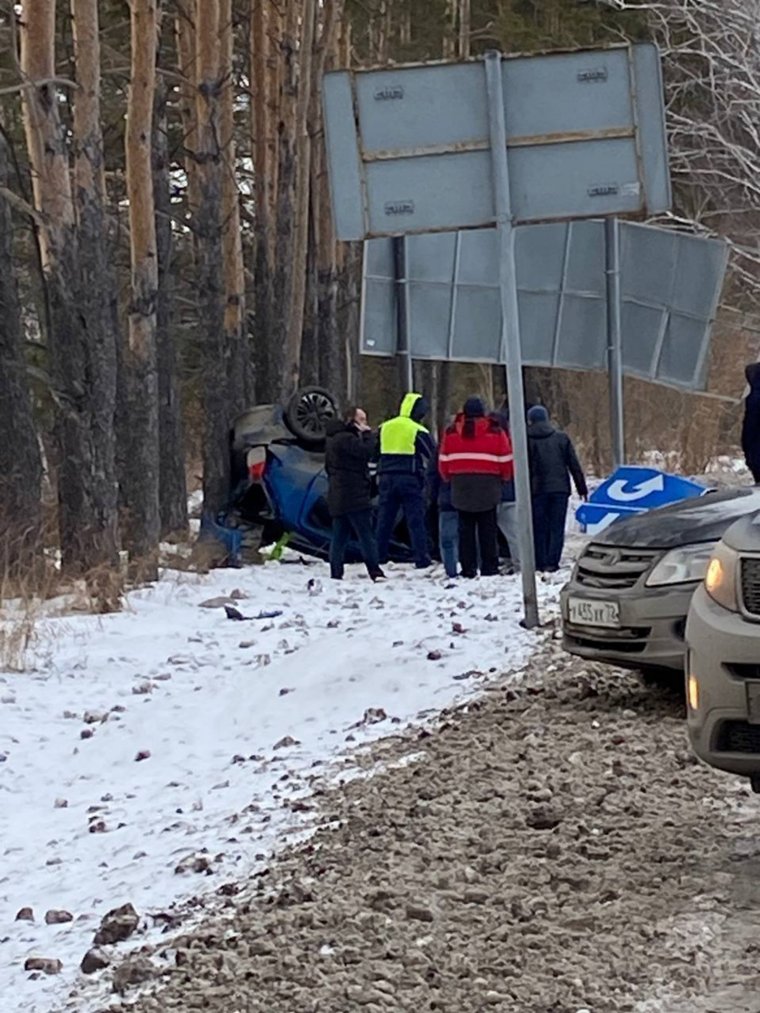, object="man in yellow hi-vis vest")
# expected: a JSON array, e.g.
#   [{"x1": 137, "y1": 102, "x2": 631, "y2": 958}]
[{"x1": 376, "y1": 393, "x2": 436, "y2": 568}]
